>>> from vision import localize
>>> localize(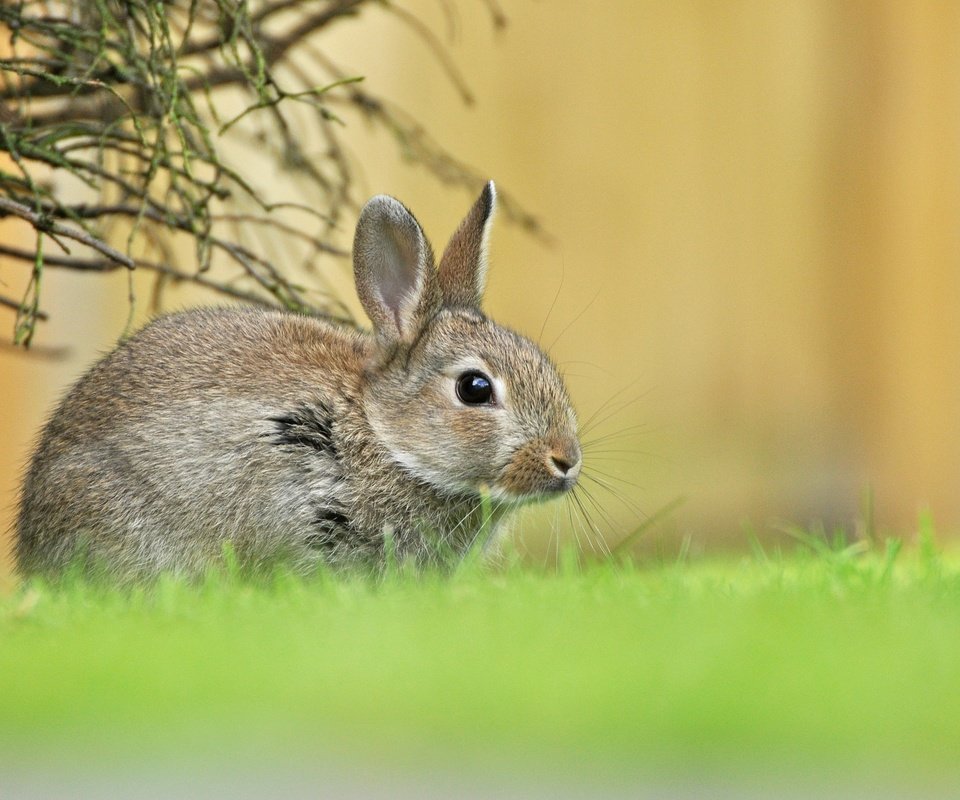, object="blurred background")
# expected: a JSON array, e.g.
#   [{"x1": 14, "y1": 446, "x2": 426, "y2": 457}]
[{"x1": 2, "y1": 1, "x2": 959, "y2": 573}]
